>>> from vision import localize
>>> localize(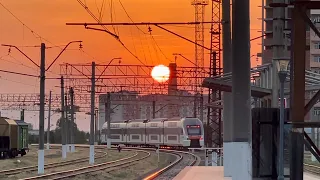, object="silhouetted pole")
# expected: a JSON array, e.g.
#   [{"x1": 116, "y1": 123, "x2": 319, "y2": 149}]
[
  {"x1": 222, "y1": 0, "x2": 233, "y2": 177},
  {"x1": 46, "y1": 90, "x2": 52, "y2": 150},
  {"x1": 61, "y1": 76, "x2": 67, "y2": 159},
  {"x1": 38, "y1": 43, "x2": 46, "y2": 174},
  {"x1": 105, "y1": 92, "x2": 111, "y2": 149},
  {"x1": 231, "y1": 0, "x2": 252, "y2": 179},
  {"x1": 152, "y1": 100, "x2": 156, "y2": 119},
  {"x1": 65, "y1": 95, "x2": 70, "y2": 152},
  {"x1": 89, "y1": 62, "x2": 95, "y2": 164},
  {"x1": 70, "y1": 87, "x2": 75, "y2": 152},
  {"x1": 64, "y1": 95, "x2": 69, "y2": 153}
]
